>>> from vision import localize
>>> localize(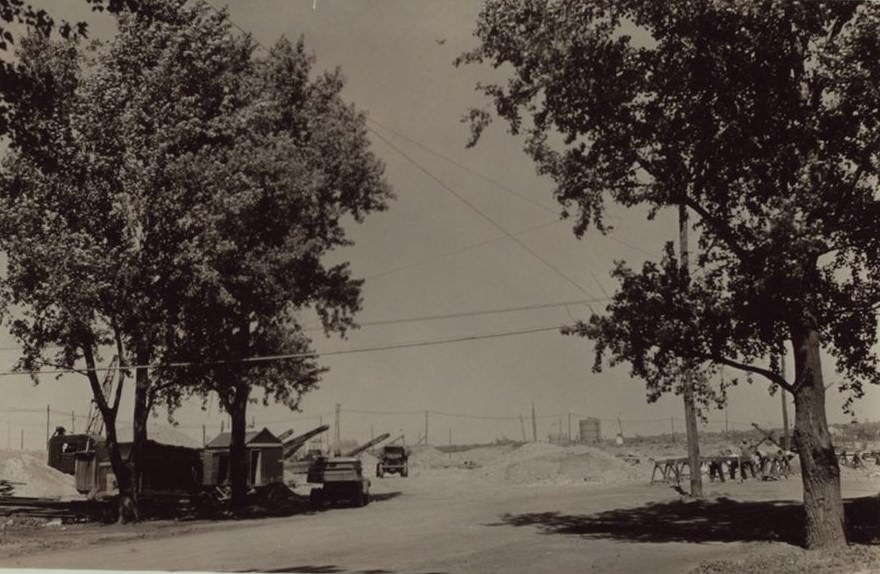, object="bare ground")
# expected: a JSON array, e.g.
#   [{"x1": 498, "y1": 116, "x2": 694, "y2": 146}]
[{"x1": 0, "y1": 463, "x2": 877, "y2": 574}]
